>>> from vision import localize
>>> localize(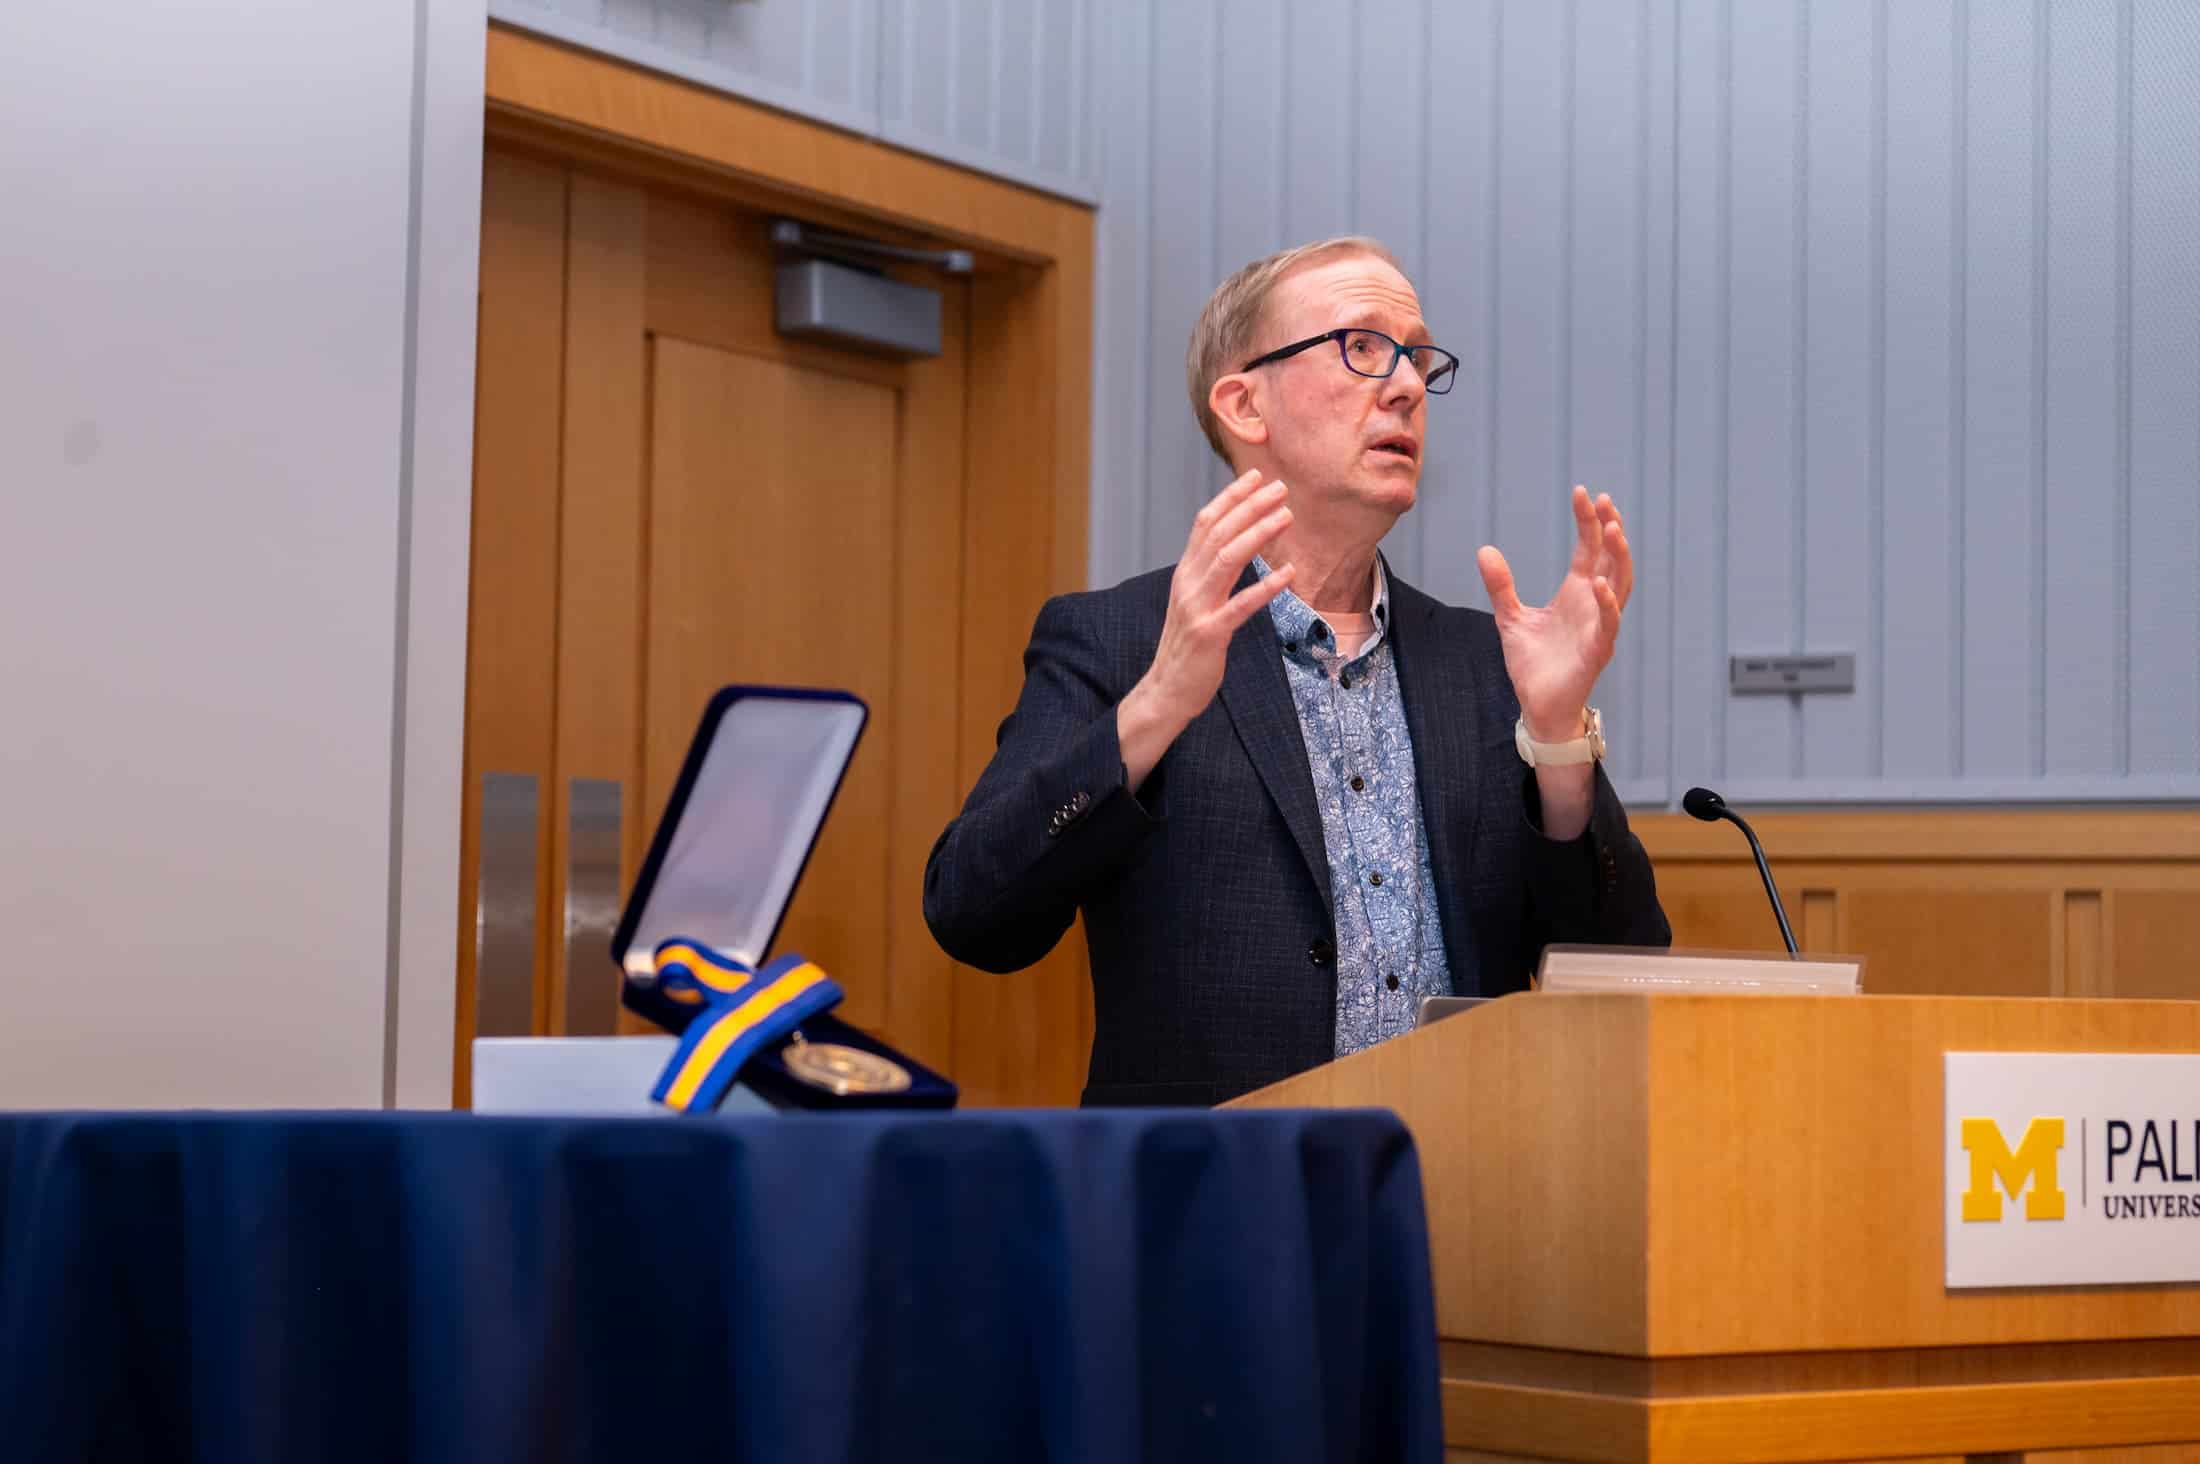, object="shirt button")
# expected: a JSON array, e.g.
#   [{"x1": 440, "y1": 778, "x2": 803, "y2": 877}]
[
  {"x1": 1349, "y1": 775, "x2": 1366, "y2": 793},
  {"x1": 1339, "y1": 671, "x2": 1353, "y2": 689},
  {"x1": 1385, "y1": 973, "x2": 1401, "y2": 992},
  {"x1": 1369, "y1": 872, "x2": 1384, "y2": 887}
]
